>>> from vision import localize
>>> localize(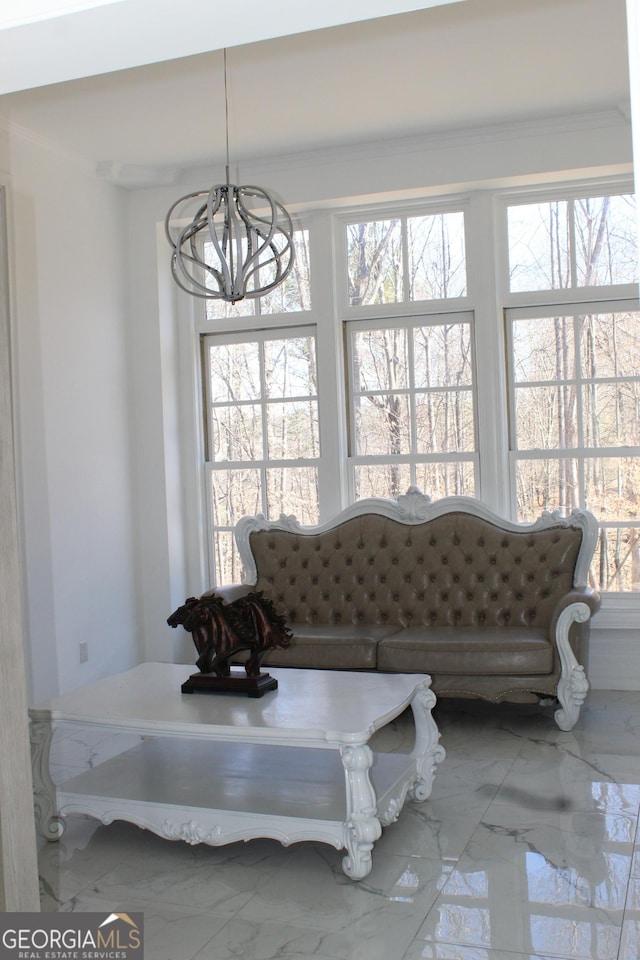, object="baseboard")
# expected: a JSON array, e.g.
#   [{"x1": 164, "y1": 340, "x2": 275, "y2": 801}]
[{"x1": 588, "y1": 628, "x2": 640, "y2": 690}]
